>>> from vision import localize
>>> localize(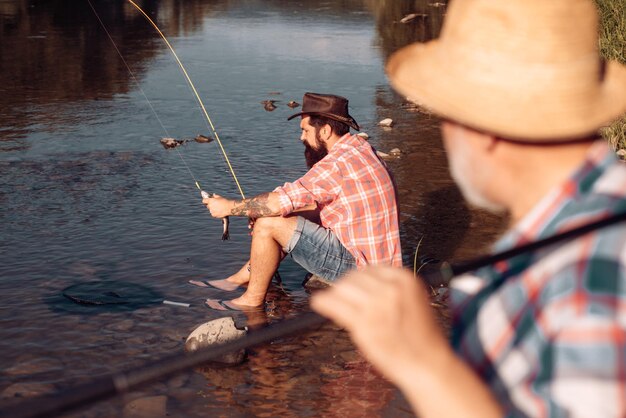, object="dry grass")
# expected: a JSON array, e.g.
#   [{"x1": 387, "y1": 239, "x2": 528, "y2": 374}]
[{"x1": 596, "y1": 0, "x2": 626, "y2": 151}]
